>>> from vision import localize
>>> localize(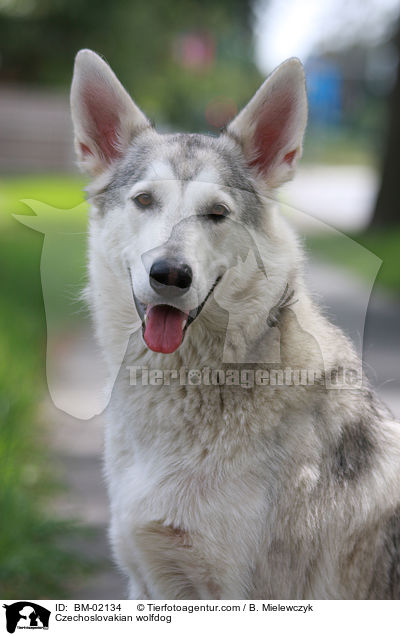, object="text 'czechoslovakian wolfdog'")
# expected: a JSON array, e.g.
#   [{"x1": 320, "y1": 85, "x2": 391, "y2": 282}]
[{"x1": 70, "y1": 49, "x2": 400, "y2": 599}]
